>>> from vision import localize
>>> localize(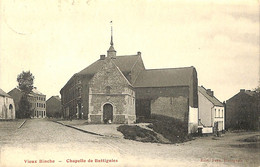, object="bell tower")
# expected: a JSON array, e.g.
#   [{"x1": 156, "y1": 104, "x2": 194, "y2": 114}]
[{"x1": 107, "y1": 21, "x2": 116, "y2": 58}]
